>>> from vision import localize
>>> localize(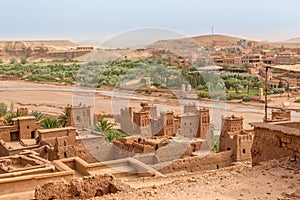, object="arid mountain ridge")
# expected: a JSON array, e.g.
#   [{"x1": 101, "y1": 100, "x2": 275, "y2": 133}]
[{"x1": 0, "y1": 34, "x2": 300, "y2": 63}]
